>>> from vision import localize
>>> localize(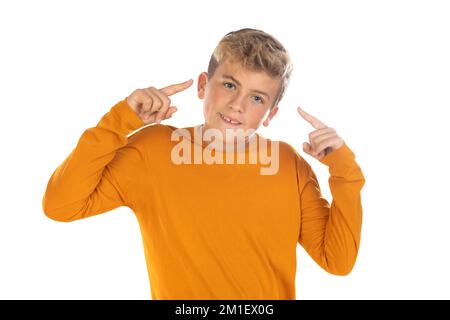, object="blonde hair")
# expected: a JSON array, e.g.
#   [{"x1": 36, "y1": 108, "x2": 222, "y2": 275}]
[{"x1": 207, "y1": 28, "x2": 293, "y2": 109}]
